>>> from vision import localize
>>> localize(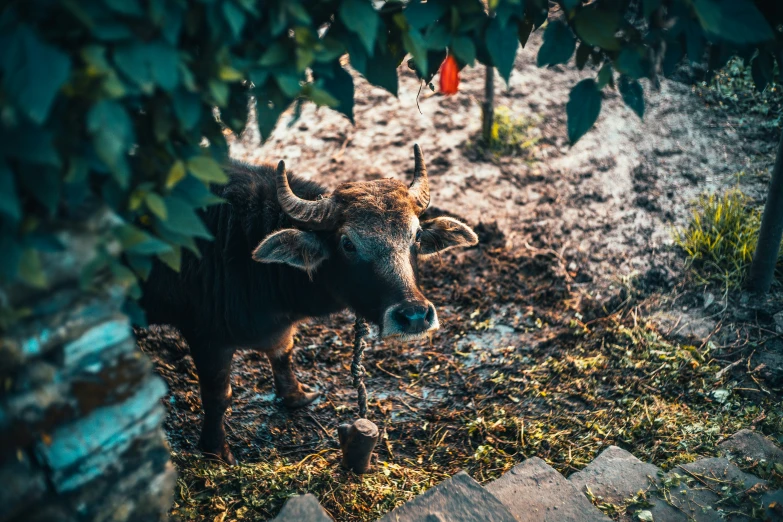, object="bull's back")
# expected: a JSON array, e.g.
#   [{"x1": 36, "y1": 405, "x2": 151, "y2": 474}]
[{"x1": 139, "y1": 161, "x2": 327, "y2": 343}]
